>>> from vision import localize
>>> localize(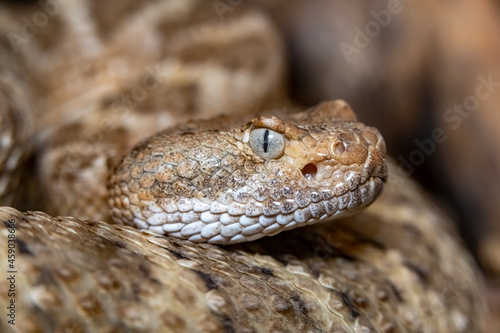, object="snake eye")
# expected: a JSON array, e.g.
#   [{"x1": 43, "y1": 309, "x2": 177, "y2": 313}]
[{"x1": 249, "y1": 128, "x2": 285, "y2": 159}]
